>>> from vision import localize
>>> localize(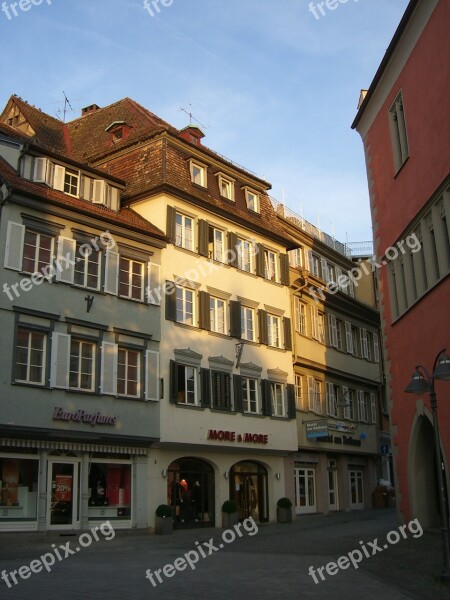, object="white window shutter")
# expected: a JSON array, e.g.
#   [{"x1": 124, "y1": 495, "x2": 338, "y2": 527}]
[
  {"x1": 307, "y1": 376, "x2": 315, "y2": 411},
  {"x1": 20, "y1": 155, "x2": 34, "y2": 180},
  {"x1": 360, "y1": 329, "x2": 369, "y2": 359},
  {"x1": 343, "y1": 386, "x2": 350, "y2": 419},
  {"x1": 45, "y1": 161, "x2": 54, "y2": 186},
  {"x1": 326, "y1": 382, "x2": 332, "y2": 415},
  {"x1": 373, "y1": 333, "x2": 380, "y2": 363},
  {"x1": 55, "y1": 237, "x2": 76, "y2": 283},
  {"x1": 310, "y1": 306, "x2": 317, "y2": 340},
  {"x1": 357, "y1": 390, "x2": 365, "y2": 421},
  {"x1": 145, "y1": 350, "x2": 160, "y2": 401},
  {"x1": 308, "y1": 250, "x2": 314, "y2": 273},
  {"x1": 50, "y1": 332, "x2": 70, "y2": 388},
  {"x1": 100, "y1": 342, "x2": 118, "y2": 395},
  {"x1": 320, "y1": 258, "x2": 328, "y2": 282},
  {"x1": 109, "y1": 186, "x2": 120, "y2": 211},
  {"x1": 33, "y1": 157, "x2": 47, "y2": 183},
  {"x1": 81, "y1": 176, "x2": 93, "y2": 201},
  {"x1": 93, "y1": 180, "x2": 106, "y2": 204},
  {"x1": 345, "y1": 322, "x2": 353, "y2": 354},
  {"x1": 370, "y1": 393, "x2": 377, "y2": 423},
  {"x1": 4, "y1": 221, "x2": 25, "y2": 270},
  {"x1": 336, "y1": 266, "x2": 343, "y2": 287},
  {"x1": 53, "y1": 165, "x2": 65, "y2": 191},
  {"x1": 147, "y1": 263, "x2": 161, "y2": 305},
  {"x1": 104, "y1": 250, "x2": 119, "y2": 295}
]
